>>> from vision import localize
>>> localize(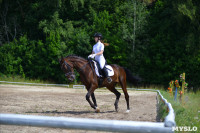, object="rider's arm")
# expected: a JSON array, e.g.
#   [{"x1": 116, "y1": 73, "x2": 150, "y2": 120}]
[
  {"x1": 93, "y1": 43, "x2": 104, "y2": 56},
  {"x1": 95, "y1": 50, "x2": 103, "y2": 56}
]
